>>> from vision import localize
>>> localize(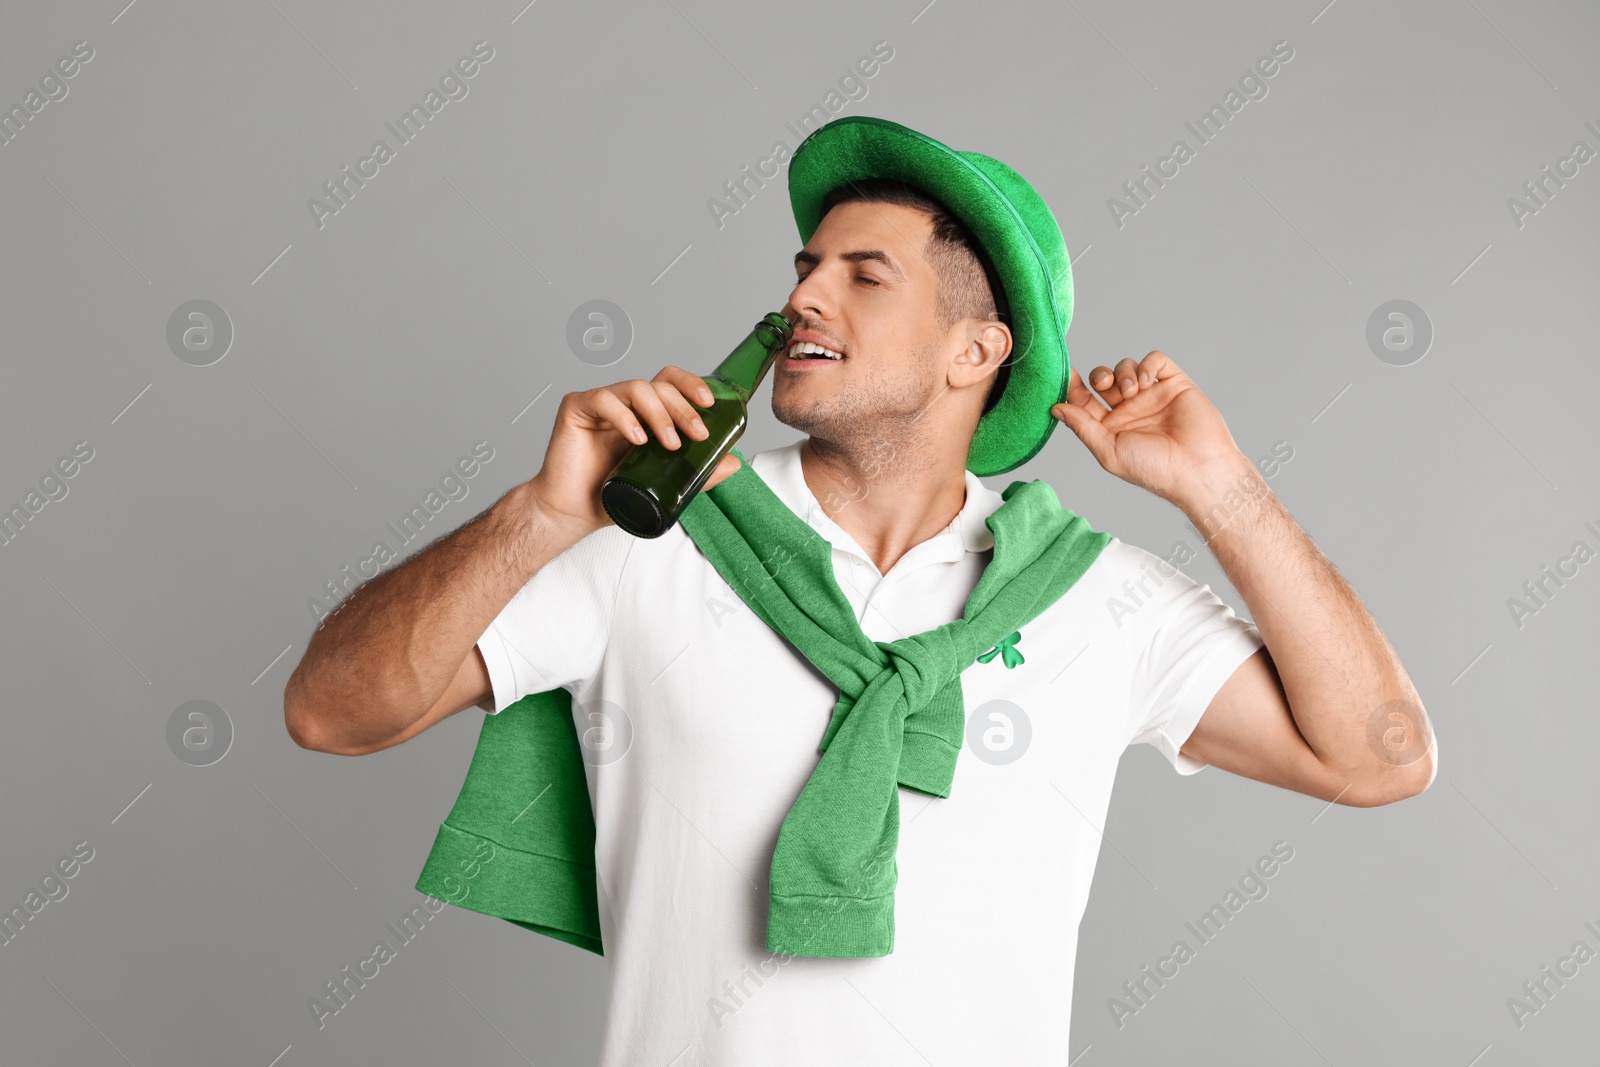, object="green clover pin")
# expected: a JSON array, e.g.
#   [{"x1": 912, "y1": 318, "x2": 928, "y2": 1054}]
[{"x1": 978, "y1": 630, "x2": 1025, "y2": 669}]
